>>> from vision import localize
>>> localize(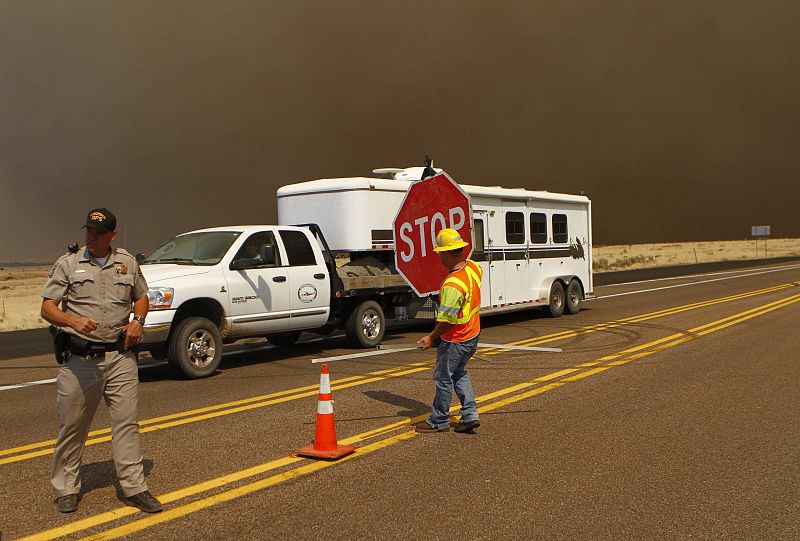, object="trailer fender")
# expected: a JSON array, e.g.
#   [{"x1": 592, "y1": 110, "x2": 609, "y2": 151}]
[{"x1": 536, "y1": 276, "x2": 572, "y2": 303}]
